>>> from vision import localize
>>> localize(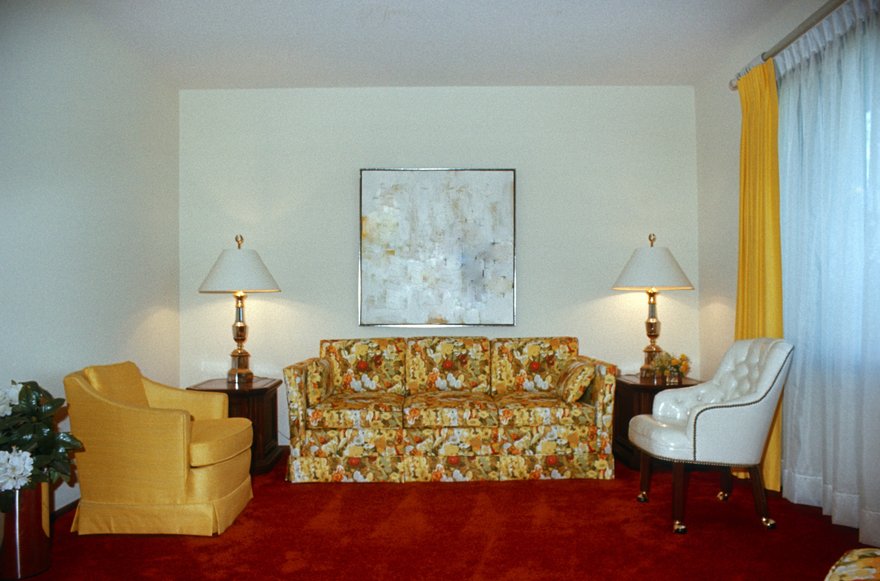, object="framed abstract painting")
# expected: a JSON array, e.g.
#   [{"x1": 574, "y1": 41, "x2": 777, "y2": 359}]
[{"x1": 359, "y1": 168, "x2": 516, "y2": 326}]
